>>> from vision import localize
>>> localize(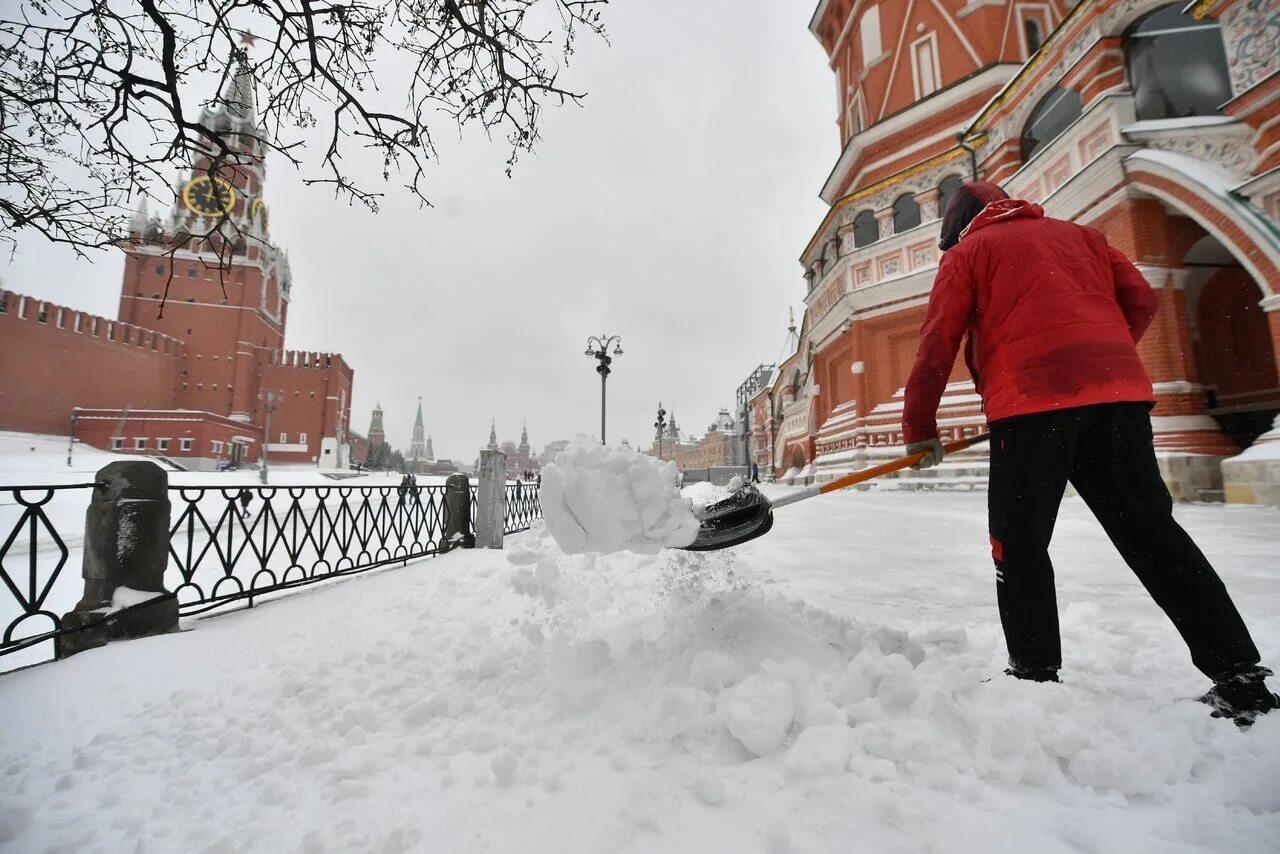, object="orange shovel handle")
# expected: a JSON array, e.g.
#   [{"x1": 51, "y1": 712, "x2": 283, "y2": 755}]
[{"x1": 816, "y1": 433, "x2": 991, "y2": 496}]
